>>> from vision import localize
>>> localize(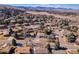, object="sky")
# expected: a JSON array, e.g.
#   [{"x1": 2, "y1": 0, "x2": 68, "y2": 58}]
[{"x1": 9, "y1": 4, "x2": 79, "y2": 10}]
